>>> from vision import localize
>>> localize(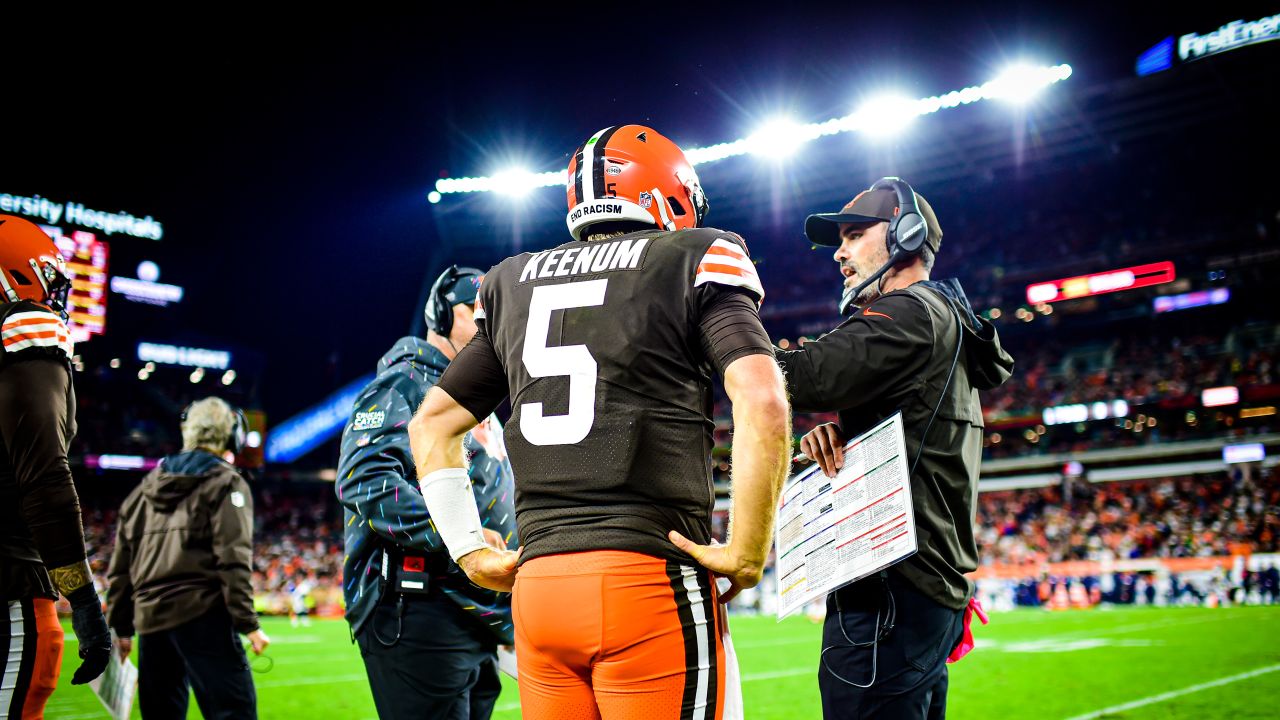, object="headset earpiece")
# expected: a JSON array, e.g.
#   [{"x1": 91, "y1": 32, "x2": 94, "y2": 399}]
[
  {"x1": 869, "y1": 177, "x2": 926, "y2": 257},
  {"x1": 424, "y1": 265, "x2": 460, "y2": 337},
  {"x1": 181, "y1": 400, "x2": 248, "y2": 455}
]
